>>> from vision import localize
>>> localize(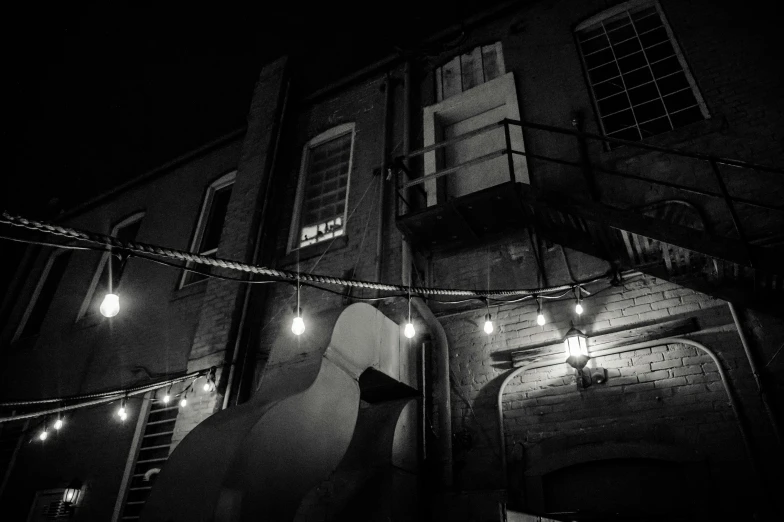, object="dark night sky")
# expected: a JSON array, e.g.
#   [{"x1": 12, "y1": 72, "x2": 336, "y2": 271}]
[{"x1": 4, "y1": 1, "x2": 484, "y2": 218}]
